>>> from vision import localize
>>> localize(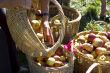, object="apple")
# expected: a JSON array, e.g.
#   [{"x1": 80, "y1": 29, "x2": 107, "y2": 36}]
[
  {"x1": 107, "y1": 32, "x2": 110, "y2": 39},
  {"x1": 92, "y1": 38, "x2": 104, "y2": 47},
  {"x1": 96, "y1": 55, "x2": 106, "y2": 61},
  {"x1": 54, "y1": 19, "x2": 60, "y2": 24},
  {"x1": 105, "y1": 56, "x2": 110, "y2": 62},
  {"x1": 104, "y1": 42, "x2": 110, "y2": 50},
  {"x1": 82, "y1": 43, "x2": 93, "y2": 52},
  {"x1": 54, "y1": 61, "x2": 64, "y2": 67},
  {"x1": 81, "y1": 50, "x2": 88, "y2": 54},
  {"x1": 36, "y1": 33, "x2": 43, "y2": 39},
  {"x1": 77, "y1": 35, "x2": 86, "y2": 43},
  {"x1": 95, "y1": 34, "x2": 100, "y2": 38},
  {"x1": 53, "y1": 55, "x2": 61, "y2": 61},
  {"x1": 95, "y1": 47, "x2": 107, "y2": 55},
  {"x1": 98, "y1": 32, "x2": 108, "y2": 37},
  {"x1": 55, "y1": 47, "x2": 64, "y2": 56},
  {"x1": 46, "y1": 57, "x2": 55, "y2": 66},
  {"x1": 36, "y1": 10, "x2": 41, "y2": 19},
  {"x1": 84, "y1": 34, "x2": 89, "y2": 40},
  {"x1": 99, "y1": 36, "x2": 109, "y2": 43},
  {"x1": 91, "y1": 51, "x2": 97, "y2": 59},
  {"x1": 87, "y1": 33, "x2": 96, "y2": 42},
  {"x1": 37, "y1": 62, "x2": 42, "y2": 66},
  {"x1": 85, "y1": 54, "x2": 94, "y2": 60},
  {"x1": 105, "y1": 61, "x2": 110, "y2": 63},
  {"x1": 76, "y1": 44, "x2": 83, "y2": 51},
  {"x1": 60, "y1": 55, "x2": 66, "y2": 61},
  {"x1": 31, "y1": 20, "x2": 41, "y2": 31}
]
